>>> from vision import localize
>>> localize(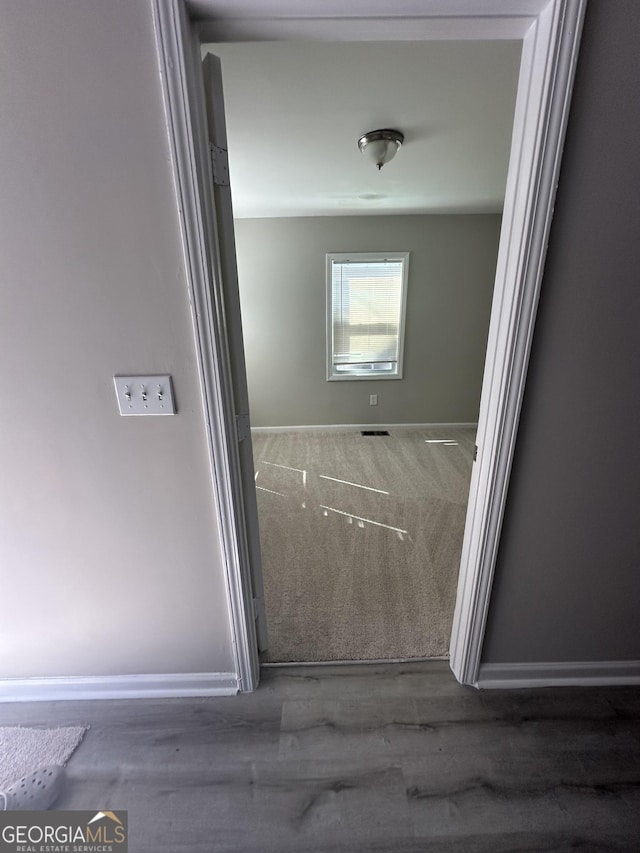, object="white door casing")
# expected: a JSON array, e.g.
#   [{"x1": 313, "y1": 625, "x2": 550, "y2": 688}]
[
  {"x1": 152, "y1": 0, "x2": 264, "y2": 691},
  {"x1": 152, "y1": 0, "x2": 586, "y2": 691}
]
